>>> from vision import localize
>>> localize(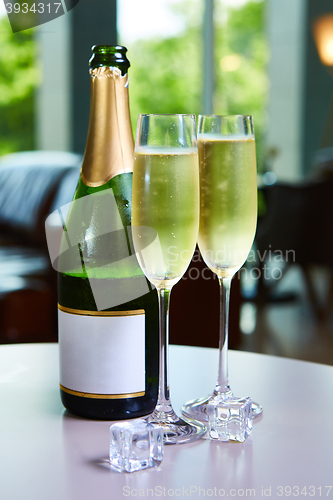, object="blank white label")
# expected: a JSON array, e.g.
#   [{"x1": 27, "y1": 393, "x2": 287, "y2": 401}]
[{"x1": 59, "y1": 310, "x2": 145, "y2": 396}]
